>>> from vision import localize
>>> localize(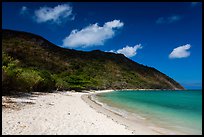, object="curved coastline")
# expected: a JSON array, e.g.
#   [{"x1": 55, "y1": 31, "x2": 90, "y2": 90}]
[
  {"x1": 81, "y1": 90, "x2": 188, "y2": 135},
  {"x1": 81, "y1": 90, "x2": 162, "y2": 135},
  {"x1": 3, "y1": 91, "x2": 135, "y2": 135},
  {"x1": 2, "y1": 90, "x2": 193, "y2": 135}
]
